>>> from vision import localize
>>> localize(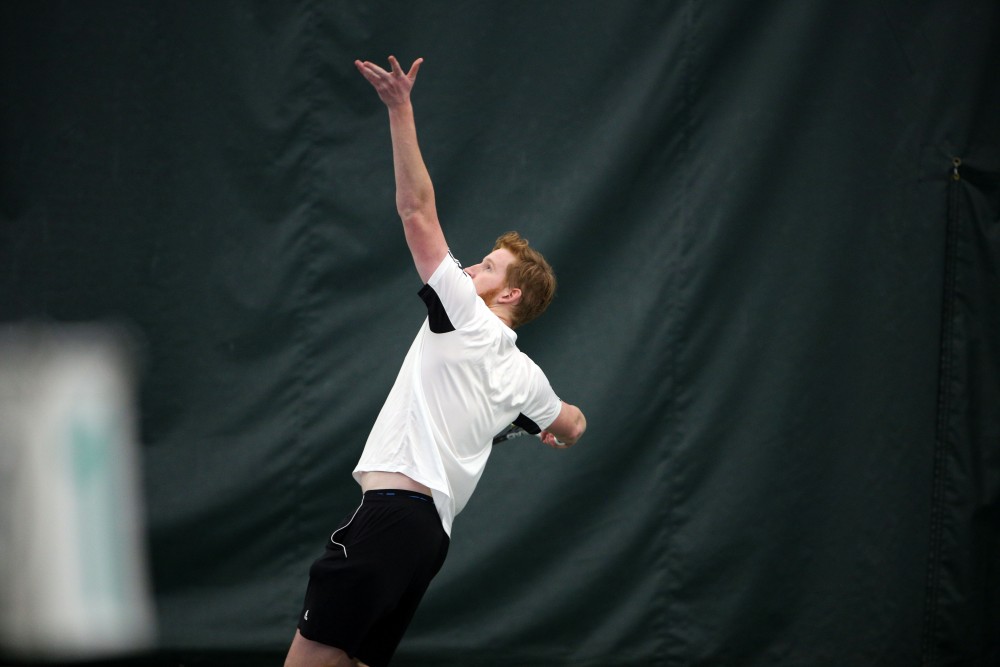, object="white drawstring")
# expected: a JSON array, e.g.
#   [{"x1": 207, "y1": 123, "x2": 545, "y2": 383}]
[{"x1": 330, "y1": 494, "x2": 365, "y2": 559}]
